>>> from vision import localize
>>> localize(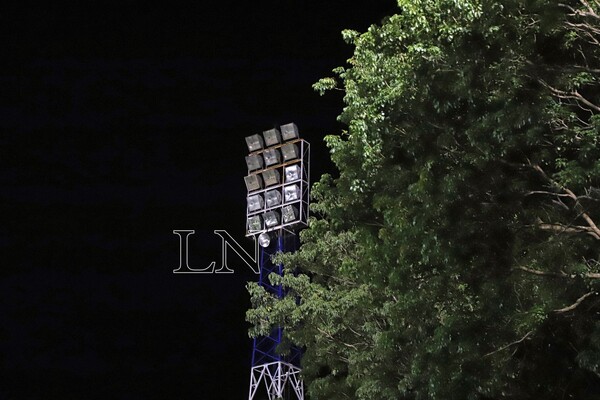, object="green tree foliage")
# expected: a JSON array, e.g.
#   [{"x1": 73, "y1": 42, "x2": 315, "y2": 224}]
[{"x1": 247, "y1": 1, "x2": 600, "y2": 398}]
